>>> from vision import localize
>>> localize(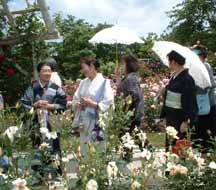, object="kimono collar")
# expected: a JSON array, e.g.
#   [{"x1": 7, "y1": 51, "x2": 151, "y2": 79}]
[
  {"x1": 171, "y1": 68, "x2": 187, "y2": 80},
  {"x1": 89, "y1": 73, "x2": 104, "y2": 83},
  {"x1": 38, "y1": 80, "x2": 50, "y2": 89}
]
